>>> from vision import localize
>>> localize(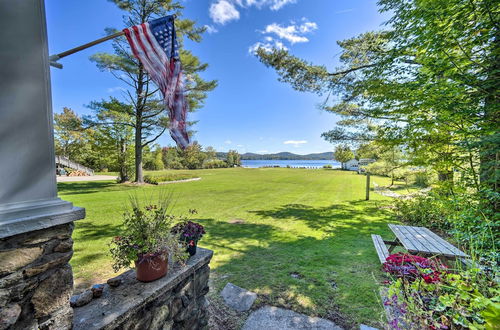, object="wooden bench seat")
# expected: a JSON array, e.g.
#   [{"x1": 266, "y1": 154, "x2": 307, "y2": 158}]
[{"x1": 372, "y1": 234, "x2": 390, "y2": 264}]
